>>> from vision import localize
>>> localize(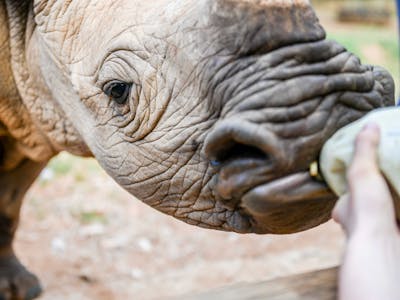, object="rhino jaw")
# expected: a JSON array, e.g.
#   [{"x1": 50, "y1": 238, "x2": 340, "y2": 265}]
[{"x1": 242, "y1": 173, "x2": 335, "y2": 234}]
